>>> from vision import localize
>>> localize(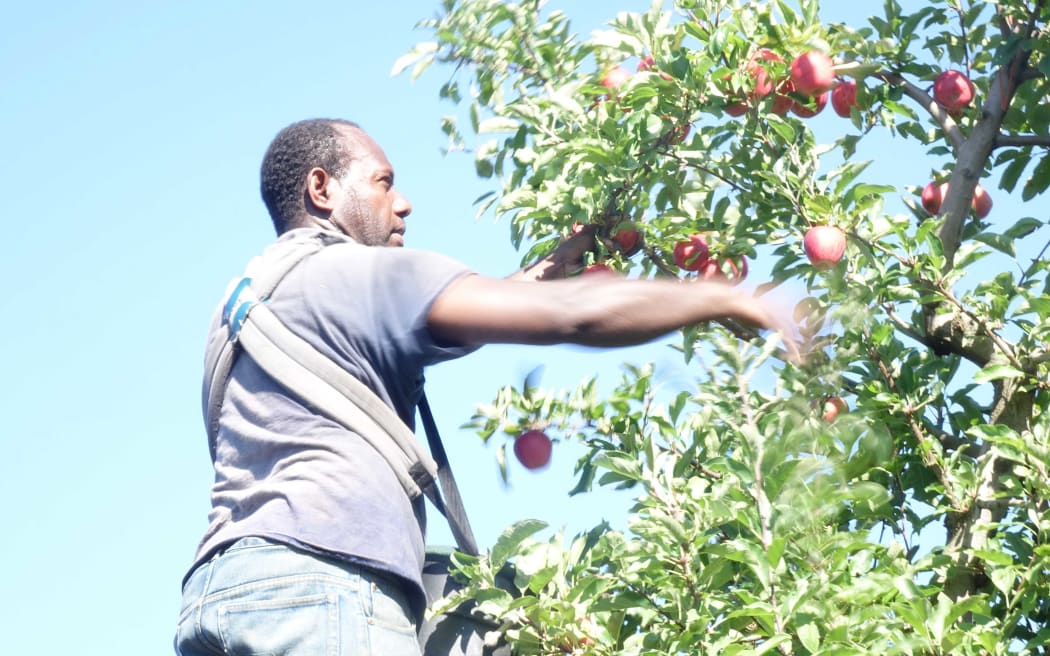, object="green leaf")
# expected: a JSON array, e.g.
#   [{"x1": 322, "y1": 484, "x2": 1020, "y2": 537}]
[
  {"x1": 490, "y1": 519, "x2": 548, "y2": 567},
  {"x1": 1003, "y1": 216, "x2": 1043, "y2": 240},
  {"x1": 473, "y1": 587, "x2": 515, "y2": 618},
  {"x1": 478, "y1": 117, "x2": 521, "y2": 133},
  {"x1": 1022, "y1": 153, "x2": 1050, "y2": 201},
  {"x1": 766, "y1": 118, "x2": 797, "y2": 142},
  {"x1": 548, "y1": 90, "x2": 585, "y2": 116},
  {"x1": 390, "y1": 42, "x2": 437, "y2": 76},
  {"x1": 755, "y1": 634, "x2": 792, "y2": 655},
  {"x1": 592, "y1": 452, "x2": 643, "y2": 481},
  {"x1": 1019, "y1": 296, "x2": 1050, "y2": 320},
  {"x1": 973, "y1": 363, "x2": 1025, "y2": 384},
  {"x1": 797, "y1": 622, "x2": 820, "y2": 653},
  {"x1": 1000, "y1": 154, "x2": 1029, "y2": 193},
  {"x1": 972, "y1": 548, "x2": 1016, "y2": 566},
  {"x1": 846, "y1": 183, "x2": 895, "y2": 206}
]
